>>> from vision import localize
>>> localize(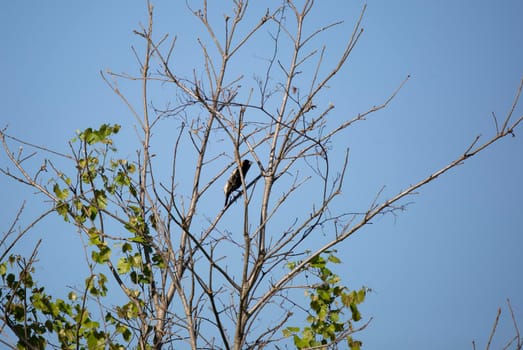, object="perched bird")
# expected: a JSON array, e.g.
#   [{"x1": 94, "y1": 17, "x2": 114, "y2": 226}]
[{"x1": 224, "y1": 159, "x2": 252, "y2": 206}]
